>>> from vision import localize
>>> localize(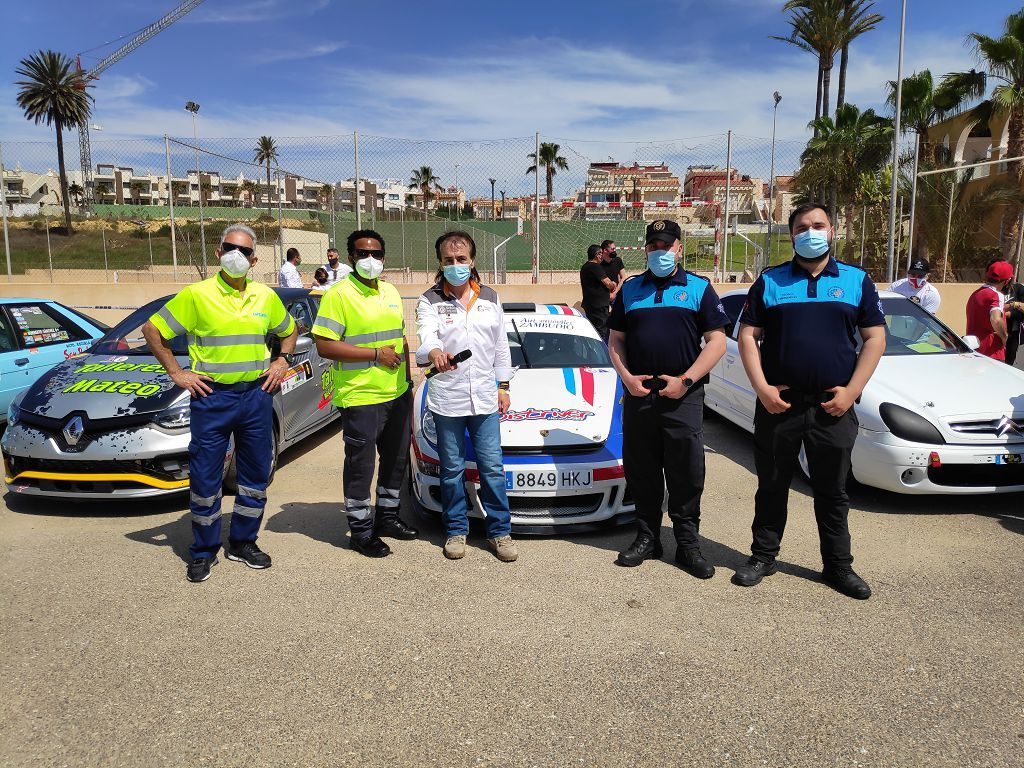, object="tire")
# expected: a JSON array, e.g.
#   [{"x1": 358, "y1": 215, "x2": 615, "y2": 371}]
[{"x1": 224, "y1": 424, "x2": 279, "y2": 492}]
